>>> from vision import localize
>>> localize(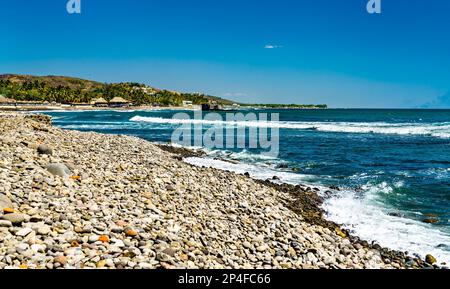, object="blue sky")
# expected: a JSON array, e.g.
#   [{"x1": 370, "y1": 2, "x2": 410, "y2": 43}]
[{"x1": 1, "y1": 0, "x2": 450, "y2": 108}]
